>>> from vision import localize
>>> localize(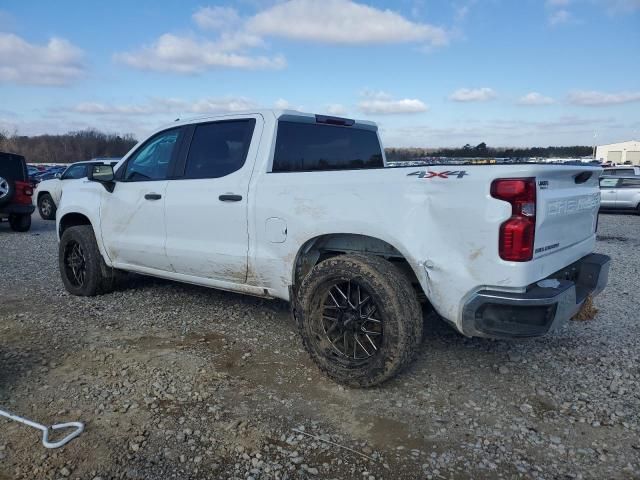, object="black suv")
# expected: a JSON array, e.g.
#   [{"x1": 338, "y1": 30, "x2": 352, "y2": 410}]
[{"x1": 0, "y1": 152, "x2": 35, "y2": 232}]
